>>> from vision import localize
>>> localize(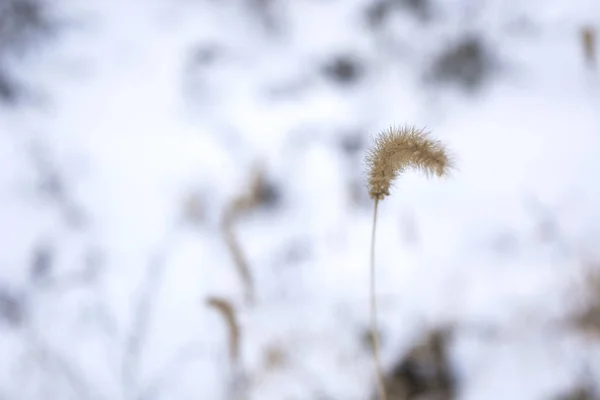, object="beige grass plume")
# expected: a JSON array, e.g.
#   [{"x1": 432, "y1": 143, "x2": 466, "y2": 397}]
[
  {"x1": 365, "y1": 125, "x2": 452, "y2": 400},
  {"x1": 366, "y1": 125, "x2": 452, "y2": 201}
]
